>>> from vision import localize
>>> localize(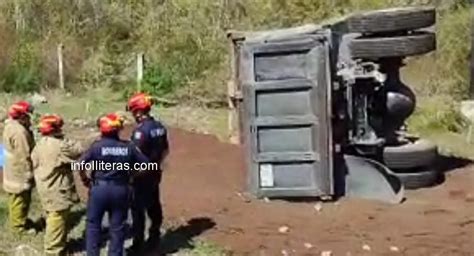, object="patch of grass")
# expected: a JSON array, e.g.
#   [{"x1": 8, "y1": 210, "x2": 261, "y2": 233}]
[
  {"x1": 0, "y1": 88, "x2": 230, "y2": 142},
  {"x1": 421, "y1": 131, "x2": 474, "y2": 160},
  {"x1": 177, "y1": 241, "x2": 232, "y2": 256},
  {"x1": 406, "y1": 96, "x2": 474, "y2": 159},
  {"x1": 35, "y1": 88, "x2": 124, "y2": 120},
  {"x1": 407, "y1": 96, "x2": 467, "y2": 134},
  {"x1": 0, "y1": 190, "x2": 44, "y2": 256},
  {"x1": 154, "y1": 106, "x2": 229, "y2": 141}
]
